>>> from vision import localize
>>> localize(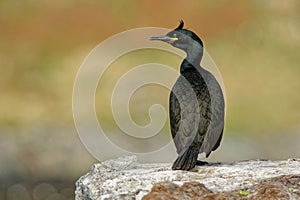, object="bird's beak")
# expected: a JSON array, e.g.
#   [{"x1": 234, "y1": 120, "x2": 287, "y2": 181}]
[{"x1": 149, "y1": 36, "x2": 178, "y2": 43}]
